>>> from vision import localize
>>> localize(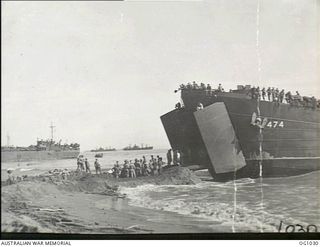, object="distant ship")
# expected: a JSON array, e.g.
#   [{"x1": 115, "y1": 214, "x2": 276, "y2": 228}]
[
  {"x1": 123, "y1": 144, "x2": 153, "y2": 151},
  {"x1": 90, "y1": 147, "x2": 116, "y2": 152},
  {"x1": 161, "y1": 84, "x2": 320, "y2": 181},
  {"x1": 1, "y1": 124, "x2": 80, "y2": 162},
  {"x1": 94, "y1": 153, "x2": 103, "y2": 158}
]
